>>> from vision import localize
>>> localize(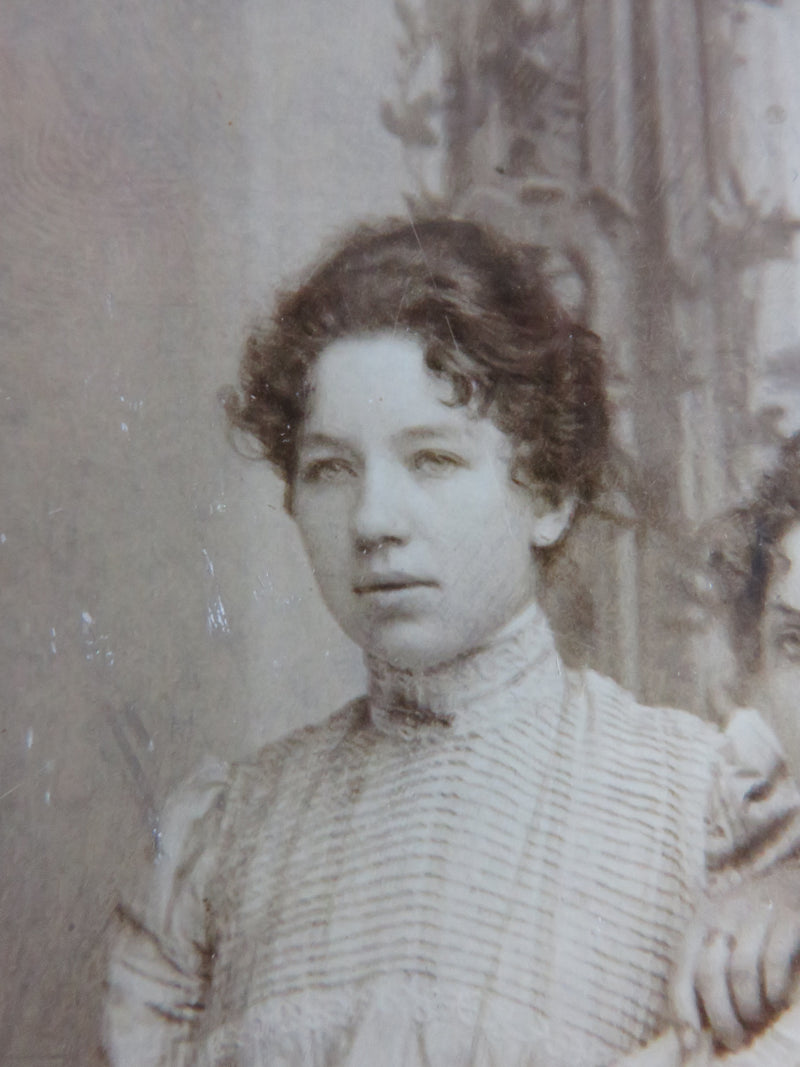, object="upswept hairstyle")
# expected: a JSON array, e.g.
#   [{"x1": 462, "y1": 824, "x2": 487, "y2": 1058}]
[
  {"x1": 224, "y1": 217, "x2": 609, "y2": 510},
  {"x1": 705, "y1": 432, "x2": 800, "y2": 670}
]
